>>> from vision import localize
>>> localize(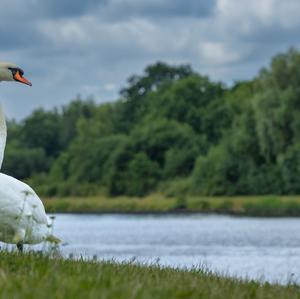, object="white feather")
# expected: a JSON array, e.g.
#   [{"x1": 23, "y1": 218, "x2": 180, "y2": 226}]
[{"x1": 0, "y1": 173, "x2": 50, "y2": 244}]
